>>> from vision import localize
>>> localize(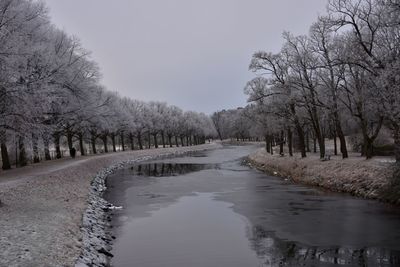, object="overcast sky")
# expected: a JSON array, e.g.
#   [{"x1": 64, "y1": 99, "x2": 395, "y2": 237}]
[{"x1": 44, "y1": 0, "x2": 328, "y2": 114}]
